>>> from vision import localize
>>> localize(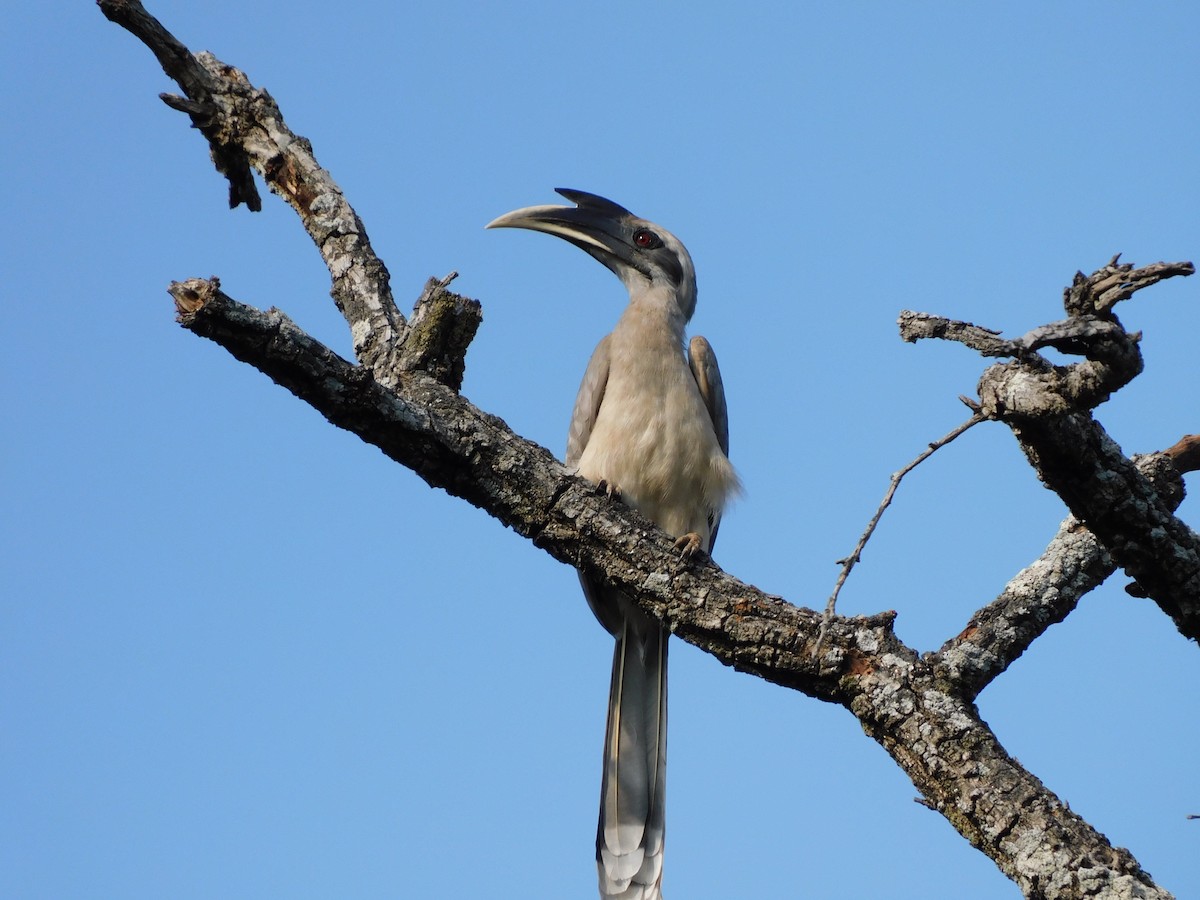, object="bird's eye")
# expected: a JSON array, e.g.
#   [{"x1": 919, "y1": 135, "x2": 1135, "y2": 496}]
[{"x1": 633, "y1": 229, "x2": 662, "y2": 249}]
